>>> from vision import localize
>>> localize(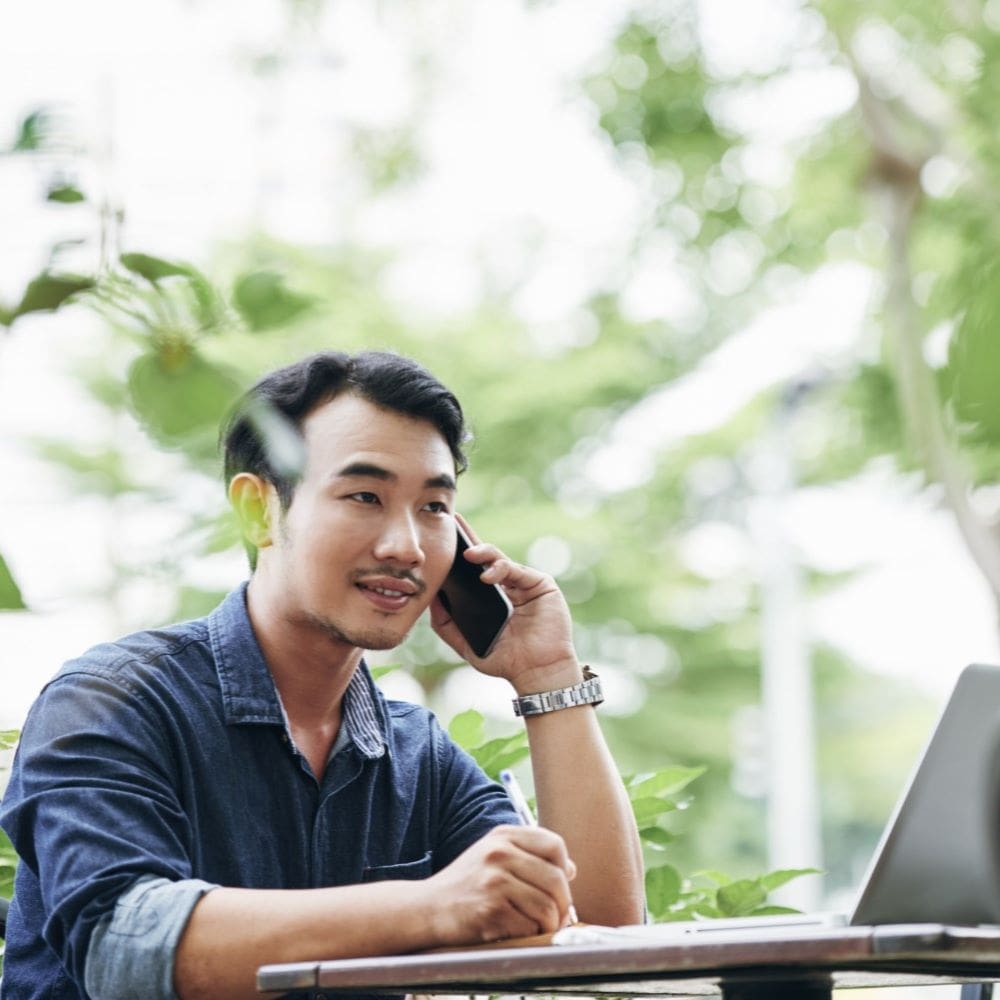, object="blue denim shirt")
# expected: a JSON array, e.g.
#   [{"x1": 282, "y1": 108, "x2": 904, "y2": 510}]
[{"x1": 0, "y1": 584, "x2": 517, "y2": 999}]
